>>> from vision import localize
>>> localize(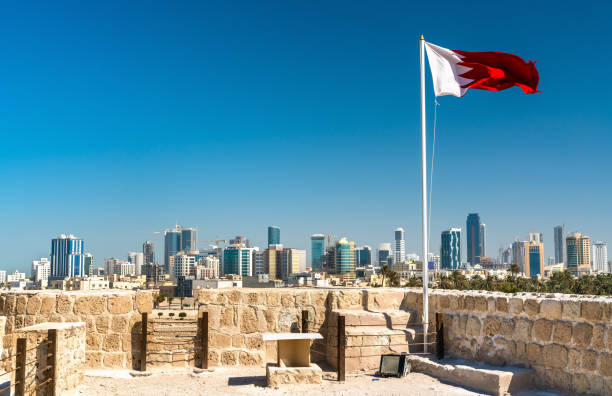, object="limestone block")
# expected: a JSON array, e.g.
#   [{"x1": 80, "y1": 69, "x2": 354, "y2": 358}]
[
  {"x1": 592, "y1": 324, "x2": 605, "y2": 350},
  {"x1": 466, "y1": 316, "x2": 481, "y2": 338},
  {"x1": 111, "y1": 315, "x2": 129, "y2": 334},
  {"x1": 266, "y1": 292, "x2": 281, "y2": 307},
  {"x1": 96, "y1": 315, "x2": 111, "y2": 334},
  {"x1": 526, "y1": 343, "x2": 542, "y2": 364},
  {"x1": 544, "y1": 369, "x2": 571, "y2": 391},
  {"x1": 266, "y1": 364, "x2": 323, "y2": 387},
  {"x1": 135, "y1": 292, "x2": 153, "y2": 313},
  {"x1": 600, "y1": 353, "x2": 612, "y2": 377},
  {"x1": 86, "y1": 351, "x2": 103, "y2": 368},
  {"x1": 586, "y1": 373, "x2": 605, "y2": 396},
  {"x1": 541, "y1": 344, "x2": 568, "y2": 369},
  {"x1": 562, "y1": 300, "x2": 581, "y2": 319},
  {"x1": 514, "y1": 318, "x2": 532, "y2": 341},
  {"x1": 208, "y1": 349, "x2": 220, "y2": 366},
  {"x1": 499, "y1": 318, "x2": 515, "y2": 338},
  {"x1": 221, "y1": 350, "x2": 238, "y2": 365},
  {"x1": 239, "y1": 350, "x2": 262, "y2": 366},
  {"x1": 539, "y1": 300, "x2": 562, "y2": 319},
  {"x1": 509, "y1": 298, "x2": 523, "y2": 315},
  {"x1": 483, "y1": 317, "x2": 501, "y2": 337},
  {"x1": 464, "y1": 296, "x2": 475, "y2": 311},
  {"x1": 103, "y1": 333, "x2": 122, "y2": 352},
  {"x1": 25, "y1": 296, "x2": 41, "y2": 315},
  {"x1": 533, "y1": 319, "x2": 553, "y2": 342},
  {"x1": 474, "y1": 296, "x2": 488, "y2": 312},
  {"x1": 487, "y1": 297, "x2": 496, "y2": 313},
  {"x1": 86, "y1": 332, "x2": 104, "y2": 350},
  {"x1": 240, "y1": 306, "x2": 258, "y2": 334},
  {"x1": 108, "y1": 295, "x2": 133, "y2": 314},
  {"x1": 552, "y1": 320, "x2": 572, "y2": 344},
  {"x1": 581, "y1": 350, "x2": 598, "y2": 372},
  {"x1": 571, "y1": 373, "x2": 590, "y2": 395},
  {"x1": 567, "y1": 348, "x2": 581, "y2": 370},
  {"x1": 56, "y1": 294, "x2": 73, "y2": 314},
  {"x1": 74, "y1": 295, "x2": 106, "y2": 315},
  {"x1": 227, "y1": 290, "x2": 241, "y2": 305},
  {"x1": 40, "y1": 295, "x2": 56, "y2": 314},
  {"x1": 573, "y1": 322, "x2": 593, "y2": 348},
  {"x1": 439, "y1": 295, "x2": 450, "y2": 309},
  {"x1": 220, "y1": 307, "x2": 236, "y2": 329},
  {"x1": 103, "y1": 352, "x2": 124, "y2": 367},
  {"x1": 581, "y1": 301, "x2": 602, "y2": 321},
  {"x1": 495, "y1": 297, "x2": 508, "y2": 313},
  {"x1": 15, "y1": 295, "x2": 27, "y2": 314},
  {"x1": 524, "y1": 299, "x2": 539, "y2": 316},
  {"x1": 211, "y1": 332, "x2": 232, "y2": 348}
]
